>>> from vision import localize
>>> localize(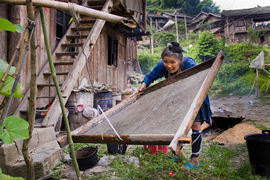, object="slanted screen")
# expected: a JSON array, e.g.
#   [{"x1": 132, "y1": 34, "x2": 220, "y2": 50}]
[{"x1": 83, "y1": 68, "x2": 209, "y2": 135}]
